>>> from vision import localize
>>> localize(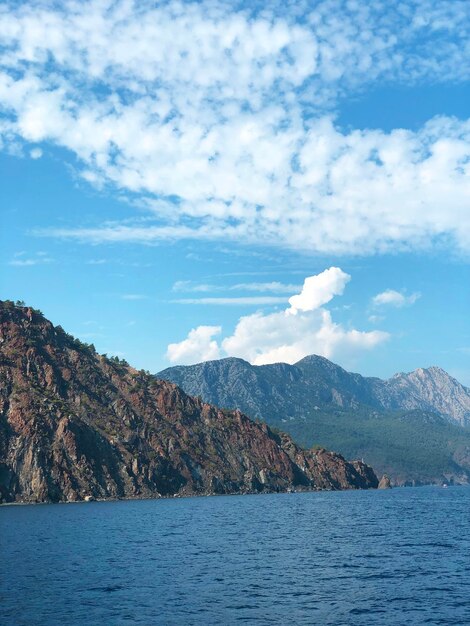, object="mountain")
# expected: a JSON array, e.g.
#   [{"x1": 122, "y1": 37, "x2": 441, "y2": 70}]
[
  {"x1": 0, "y1": 301, "x2": 377, "y2": 504},
  {"x1": 379, "y1": 367, "x2": 470, "y2": 426},
  {"x1": 159, "y1": 355, "x2": 470, "y2": 427},
  {"x1": 158, "y1": 356, "x2": 470, "y2": 485}
]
